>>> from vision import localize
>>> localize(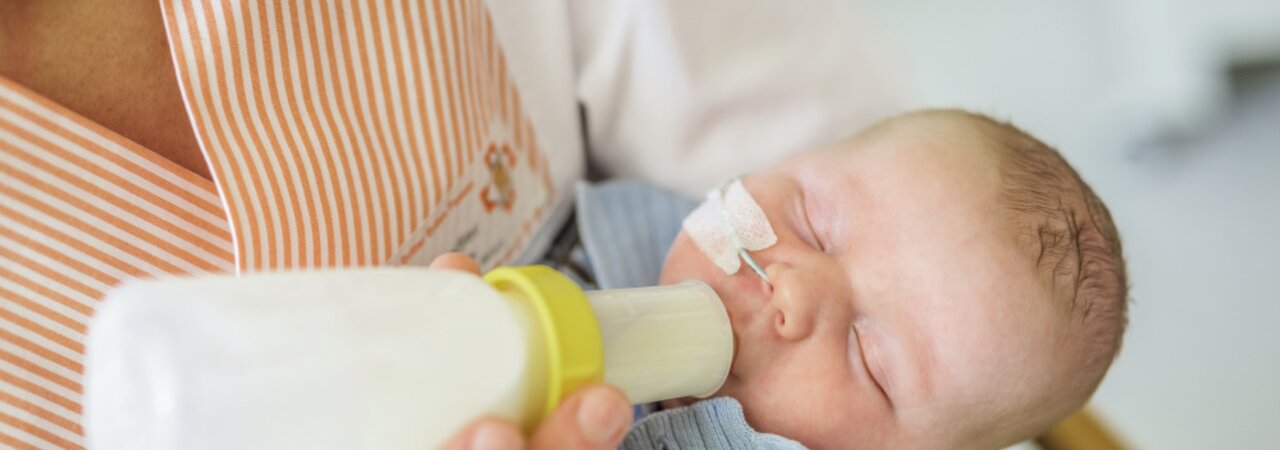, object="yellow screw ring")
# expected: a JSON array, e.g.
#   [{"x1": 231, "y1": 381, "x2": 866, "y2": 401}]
[{"x1": 483, "y1": 266, "x2": 604, "y2": 421}]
